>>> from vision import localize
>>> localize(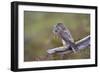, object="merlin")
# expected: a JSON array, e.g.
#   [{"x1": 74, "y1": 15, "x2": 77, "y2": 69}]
[{"x1": 53, "y1": 23, "x2": 78, "y2": 53}]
